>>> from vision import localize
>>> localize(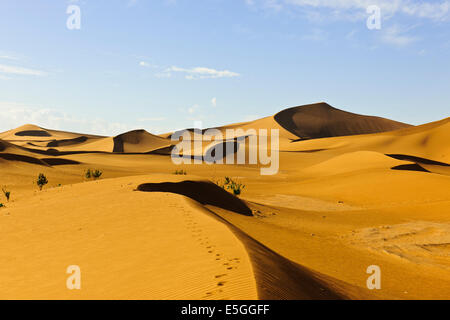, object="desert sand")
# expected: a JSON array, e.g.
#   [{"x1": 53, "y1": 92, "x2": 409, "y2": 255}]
[{"x1": 0, "y1": 102, "x2": 449, "y2": 299}]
